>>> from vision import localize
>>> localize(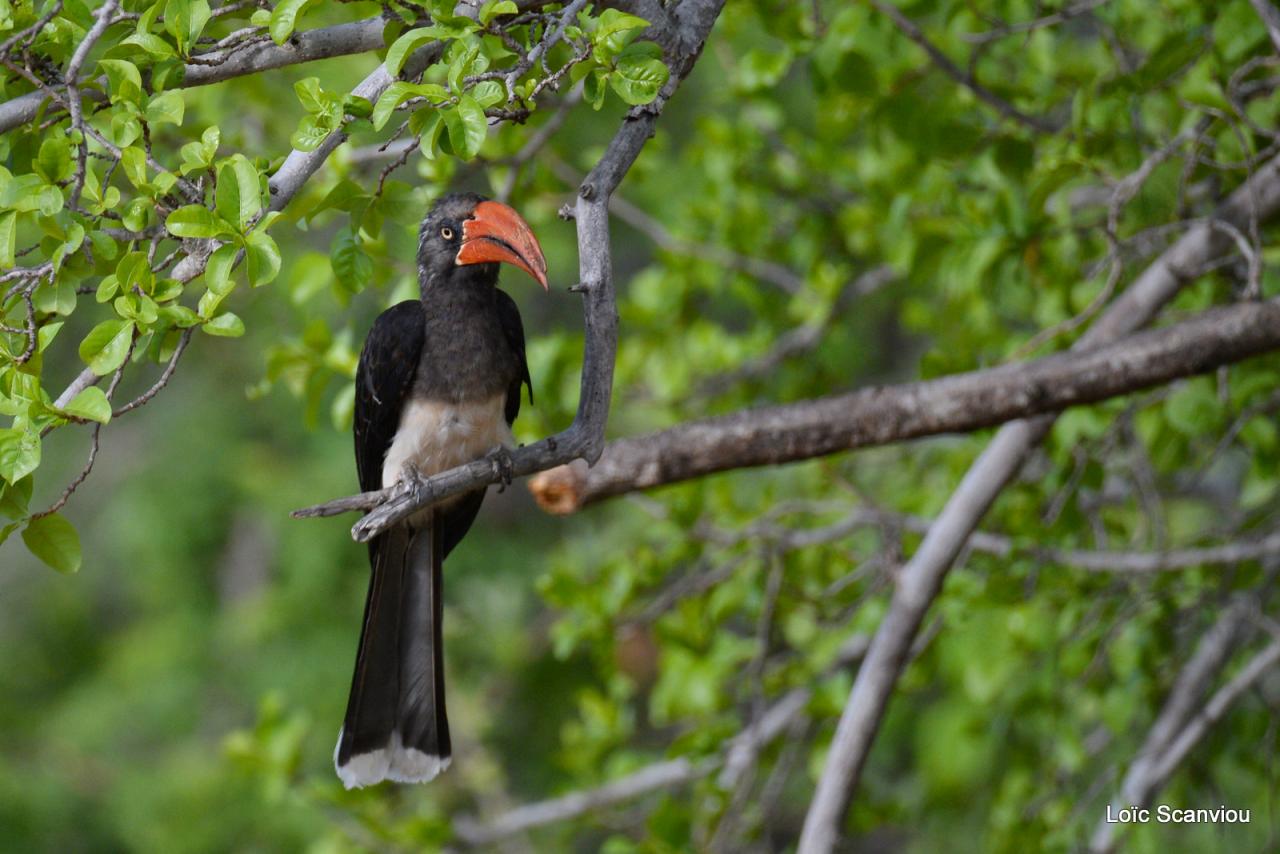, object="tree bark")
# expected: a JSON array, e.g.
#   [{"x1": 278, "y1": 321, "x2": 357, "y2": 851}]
[{"x1": 529, "y1": 298, "x2": 1280, "y2": 513}]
